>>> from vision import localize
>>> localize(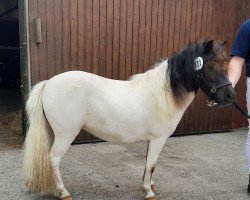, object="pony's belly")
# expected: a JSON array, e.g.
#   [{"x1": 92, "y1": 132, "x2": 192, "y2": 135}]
[
  {"x1": 82, "y1": 118, "x2": 180, "y2": 143},
  {"x1": 83, "y1": 124, "x2": 149, "y2": 143}
]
